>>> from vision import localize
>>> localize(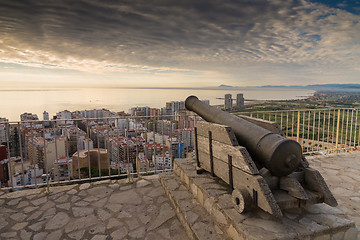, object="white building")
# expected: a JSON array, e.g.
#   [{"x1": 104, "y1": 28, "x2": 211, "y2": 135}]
[
  {"x1": 77, "y1": 136, "x2": 94, "y2": 151},
  {"x1": 27, "y1": 136, "x2": 67, "y2": 171},
  {"x1": 43, "y1": 111, "x2": 49, "y2": 121},
  {"x1": 20, "y1": 113, "x2": 39, "y2": 121},
  {"x1": 155, "y1": 133, "x2": 169, "y2": 145},
  {"x1": 81, "y1": 109, "x2": 117, "y2": 119},
  {"x1": 116, "y1": 119, "x2": 128, "y2": 133},
  {"x1": 9, "y1": 159, "x2": 44, "y2": 186},
  {"x1": 54, "y1": 157, "x2": 73, "y2": 182},
  {"x1": 236, "y1": 93, "x2": 245, "y2": 109},
  {"x1": 56, "y1": 110, "x2": 72, "y2": 120},
  {"x1": 174, "y1": 128, "x2": 194, "y2": 150},
  {"x1": 224, "y1": 94, "x2": 233, "y2": 111},
  {"x1": 152, "y1": 152, "x2": 172, "y2": 170}
]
